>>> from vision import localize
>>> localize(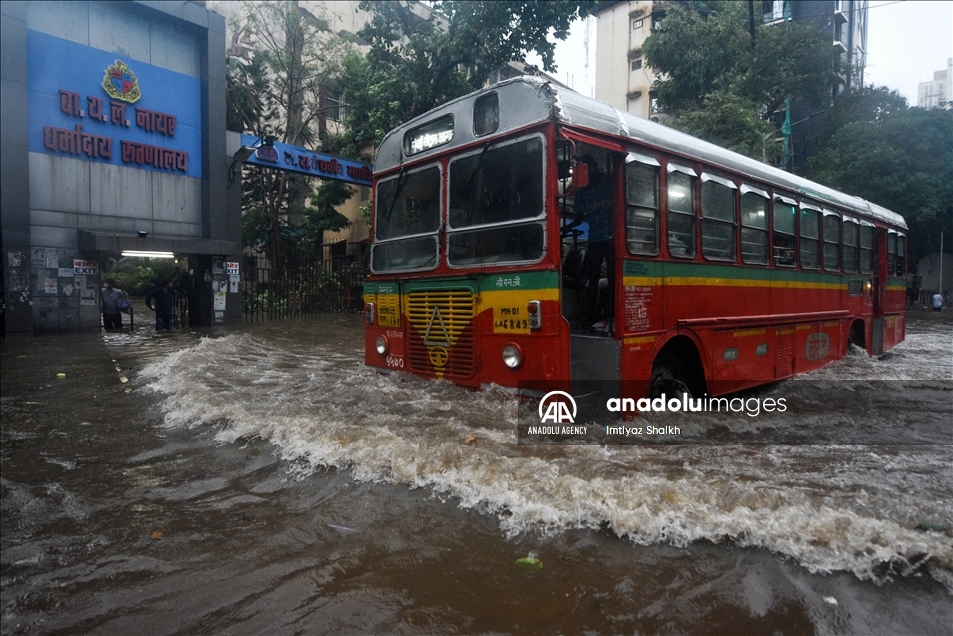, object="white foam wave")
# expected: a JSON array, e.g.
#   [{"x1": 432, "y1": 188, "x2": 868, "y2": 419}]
[{"x1": 139, "y1": 331, "x2": 953, "y2": 588}]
